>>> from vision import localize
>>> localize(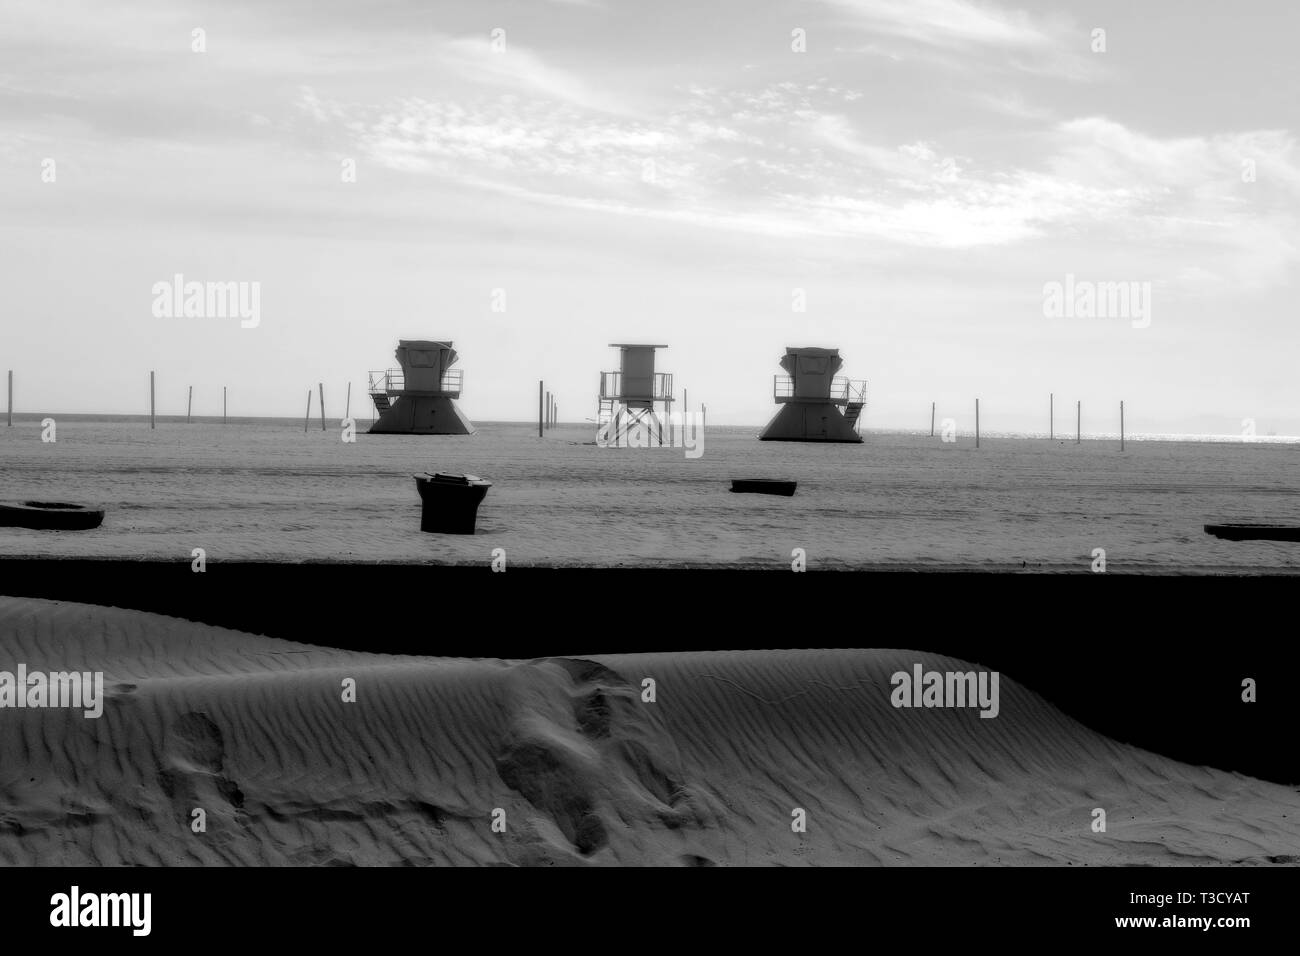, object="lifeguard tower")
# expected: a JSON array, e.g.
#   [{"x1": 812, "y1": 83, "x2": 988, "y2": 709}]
[
  {"x1": 758, "y1": 346, "x2": 866, "y2": 443},
  {"x1": 597, "y1": 344, "x2": 673, "y2": 446},
  {"x1": 368, "y1": 340, "x2": 475, "y2": 435}
]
